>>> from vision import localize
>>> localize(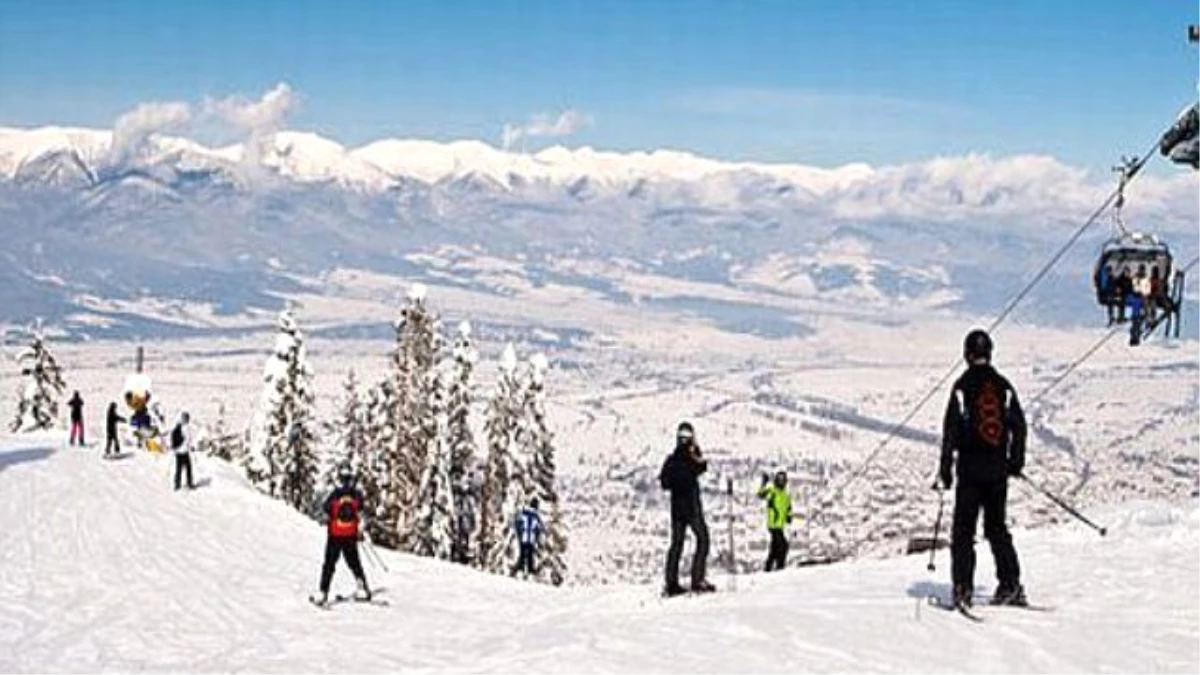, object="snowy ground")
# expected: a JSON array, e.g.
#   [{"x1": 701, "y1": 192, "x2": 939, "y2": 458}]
[{"x1": 0, "y1": 433, "x2": 1196, "y2": 673}]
